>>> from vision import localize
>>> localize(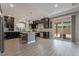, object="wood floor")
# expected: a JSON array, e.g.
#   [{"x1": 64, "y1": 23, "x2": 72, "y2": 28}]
[{"x1": 1, "y1": 37, "x2": 79, "y2": 56}]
